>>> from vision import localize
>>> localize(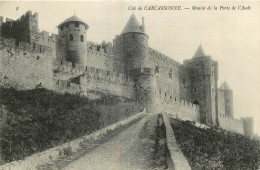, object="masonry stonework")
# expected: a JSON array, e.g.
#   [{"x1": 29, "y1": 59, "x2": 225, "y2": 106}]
[{"x1": 0, "y1": 11, "x2": 254, "y2": 137}]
